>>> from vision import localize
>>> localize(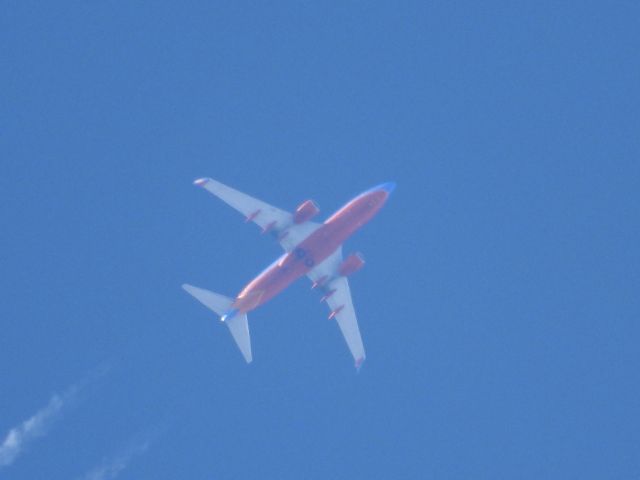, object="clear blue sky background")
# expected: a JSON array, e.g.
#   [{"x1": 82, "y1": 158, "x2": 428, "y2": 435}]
[{"x1": 1, "y1": 1, "x2": 638, "y2": 479}]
